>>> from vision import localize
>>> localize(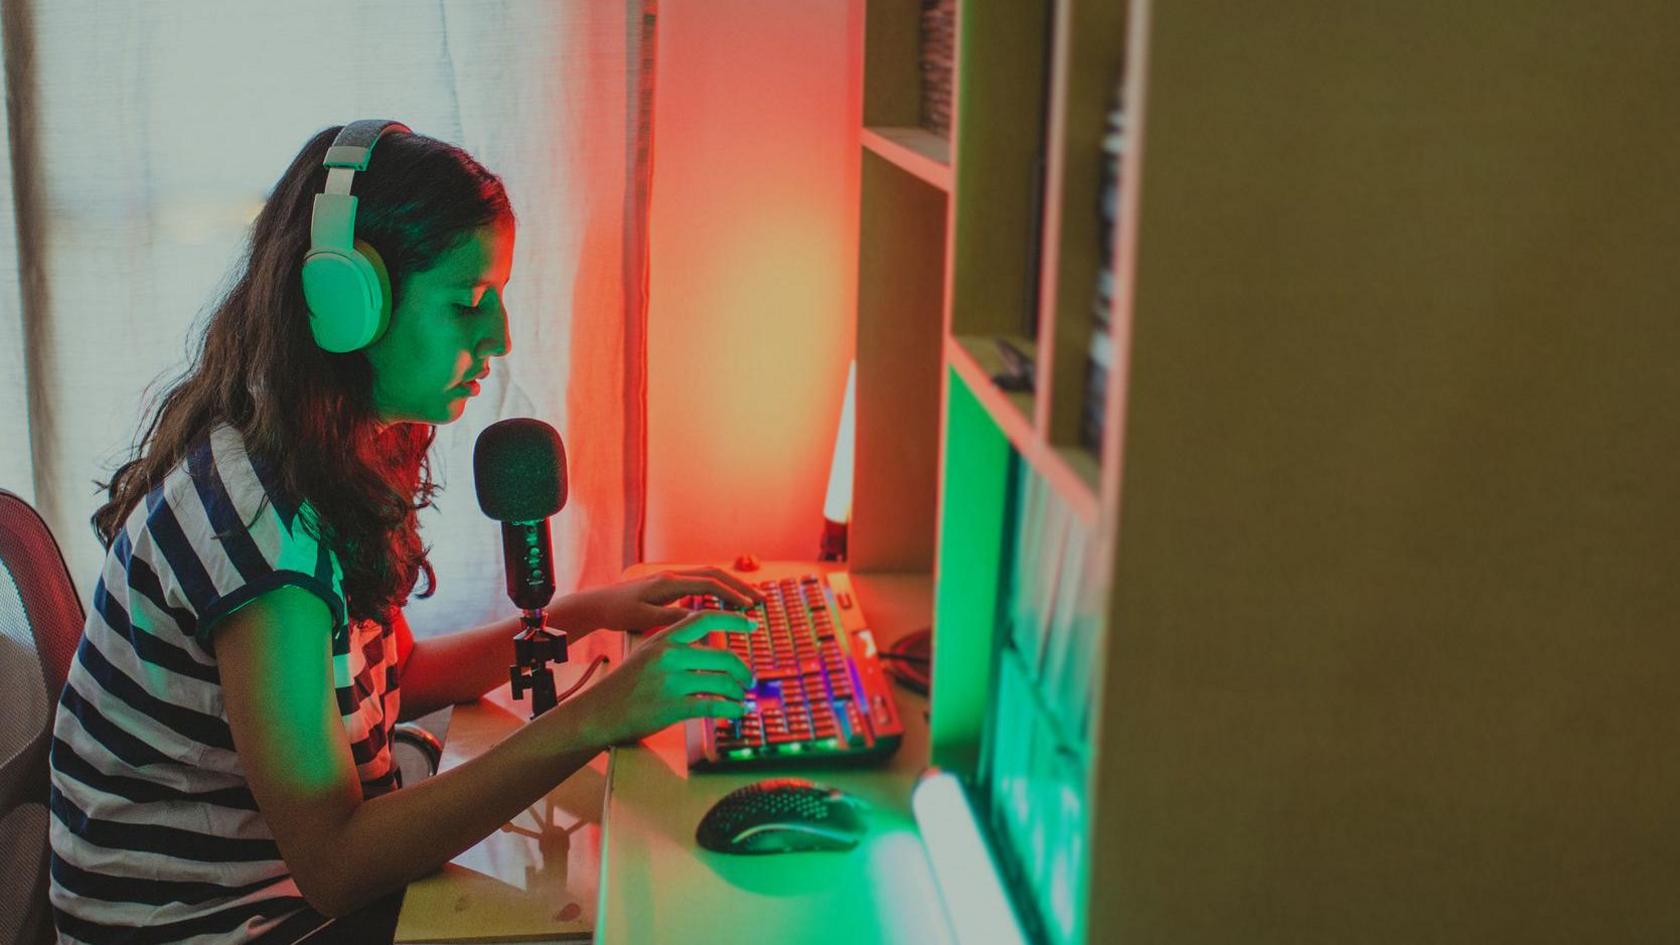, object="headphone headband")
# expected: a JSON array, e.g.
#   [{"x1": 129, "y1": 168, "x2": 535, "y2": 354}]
[
  {"x1": 312, "y1": 120, "x2": 411, "y2": 247},
  {"x1": 324, "y1": 119, "x2": 411, "y2": 171}
]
